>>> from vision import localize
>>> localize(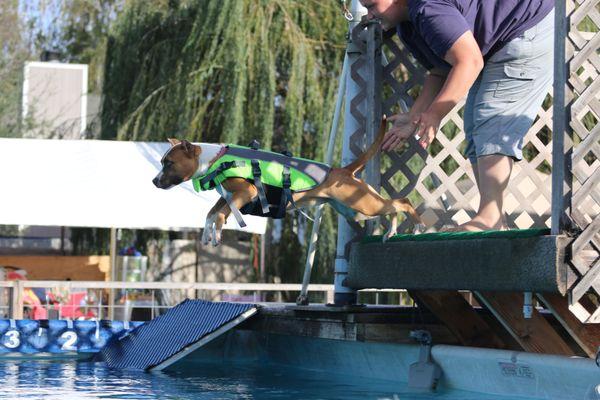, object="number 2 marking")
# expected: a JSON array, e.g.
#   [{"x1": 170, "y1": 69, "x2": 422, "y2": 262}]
[{"x1": 60, "y1": 331, "x2": 78, "y2": 351}]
